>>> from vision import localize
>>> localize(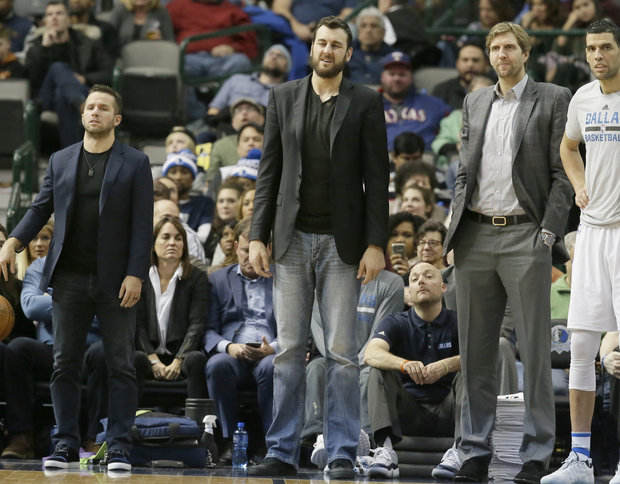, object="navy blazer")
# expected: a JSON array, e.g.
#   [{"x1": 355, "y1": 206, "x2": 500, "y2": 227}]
[
  {"x1": 204, "y1": 264, "x2": 276, "y2": 355},
  {"x1": 11, "y1": 140, "x2": 153, "y2": 295}
]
